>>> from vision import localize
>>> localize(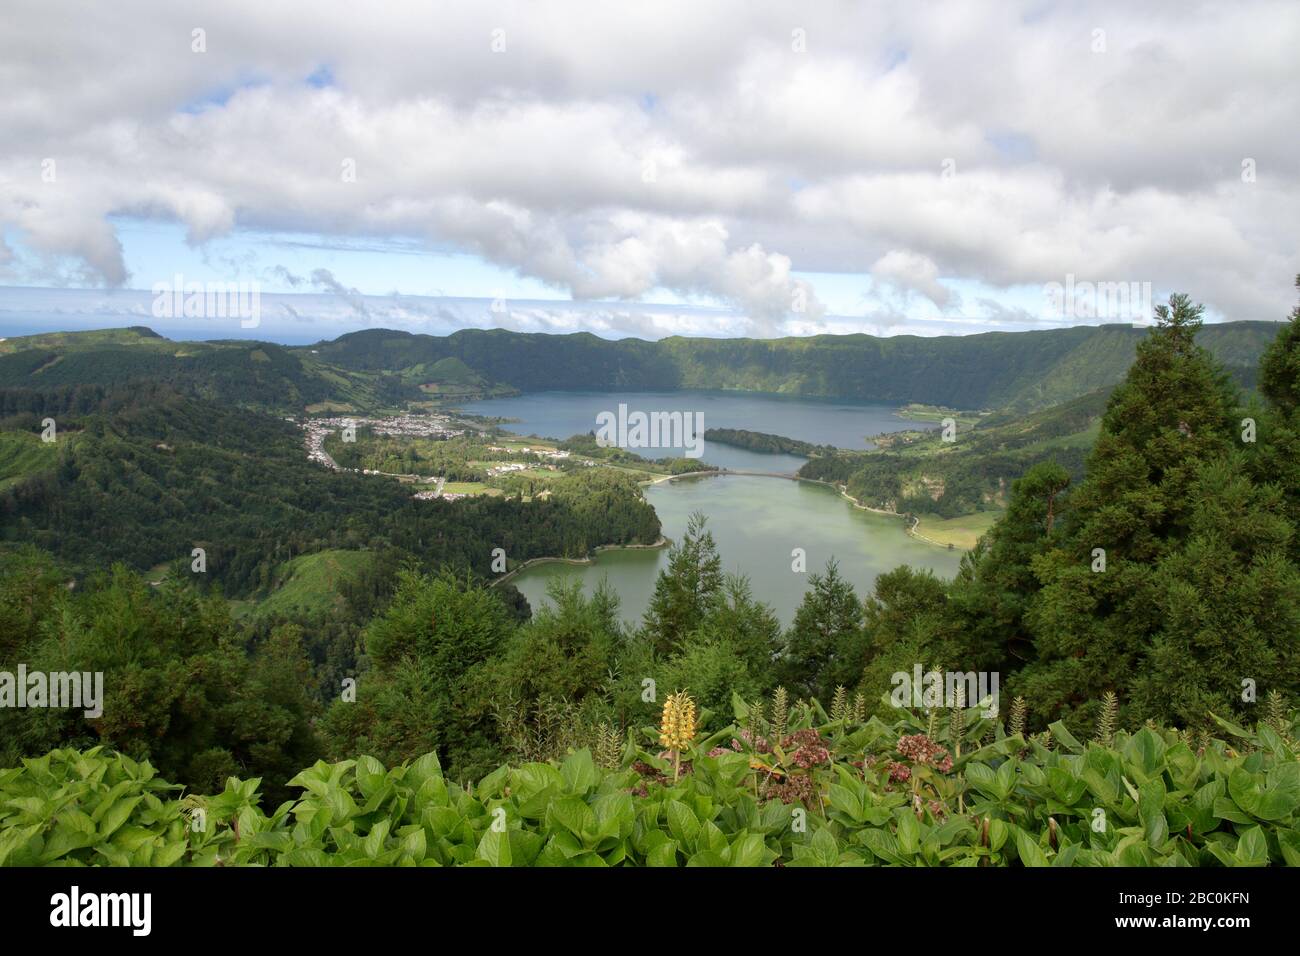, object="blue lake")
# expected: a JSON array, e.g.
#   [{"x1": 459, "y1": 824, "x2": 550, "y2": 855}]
[{"x1": 461, "y1": 389, "x2": 934, "y2": 473}]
